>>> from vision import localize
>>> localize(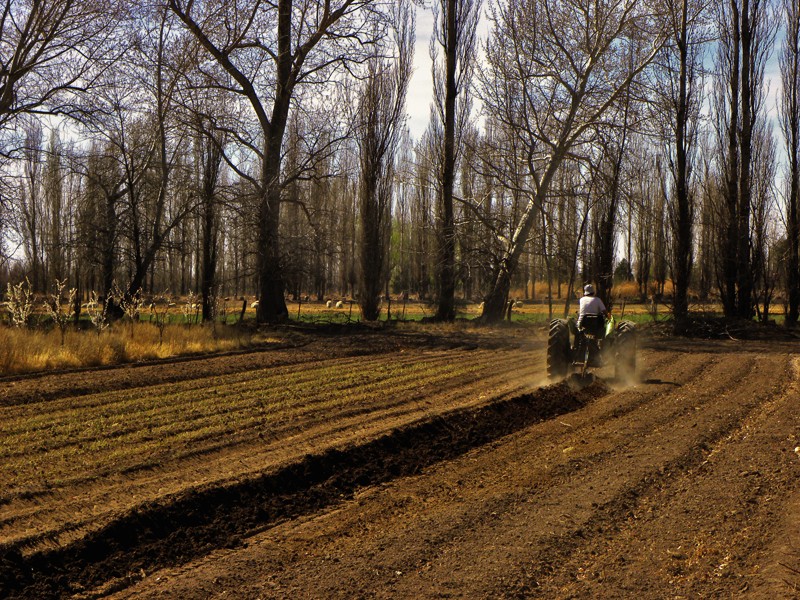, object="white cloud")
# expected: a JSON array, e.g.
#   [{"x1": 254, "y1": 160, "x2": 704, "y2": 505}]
[
  {"x1": 408, "y1": 5, "x2": 436, "y2": 141},
  {"x1": 407, "y1": 3, "x2": 491, "y2": 142}
]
